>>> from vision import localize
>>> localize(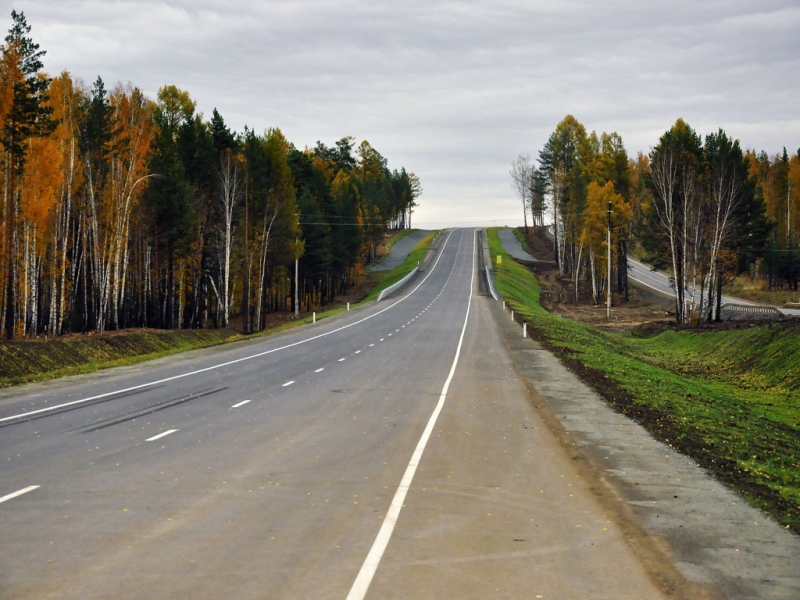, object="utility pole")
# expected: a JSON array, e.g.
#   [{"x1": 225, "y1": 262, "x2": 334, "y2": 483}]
[
  {"x1": 788, "y1": 181, "x2": 793, "y2": 242},
  {"x1": 294, "y1": 213, "x2": 300, "y2": 319},
  {"x1": 607, "y1": 201, "x2": 612, "y2": 320}
]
